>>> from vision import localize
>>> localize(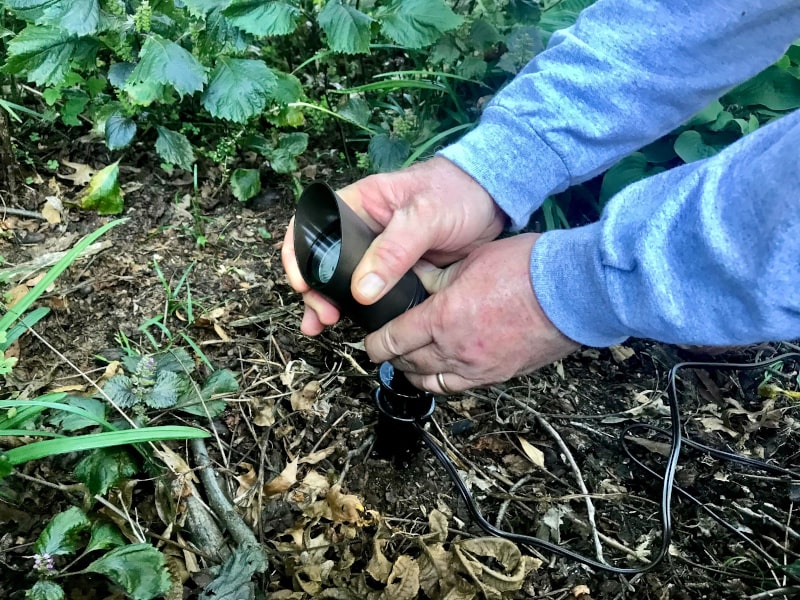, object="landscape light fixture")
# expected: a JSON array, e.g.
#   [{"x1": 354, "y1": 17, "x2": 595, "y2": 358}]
[{"x1": 293, "y1": 182, "x2": 435, "y2": 461}]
